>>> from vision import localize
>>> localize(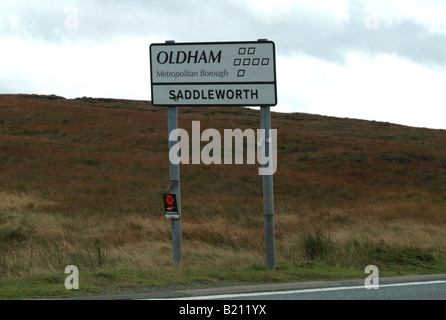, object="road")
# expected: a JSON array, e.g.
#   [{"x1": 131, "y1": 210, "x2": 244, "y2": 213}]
[
  {"x1": 57, "y1": 275, "x2": 446, "y2": 320},
  {"x1": 183, "y1": 280, "x2": 446, "y2": 300},
  {"x1": 72, "y1": 274, "x2": 446, "y2": 300},
  {"x1": 142, "y1": 274, "x2": 446, "y2": 300}
]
